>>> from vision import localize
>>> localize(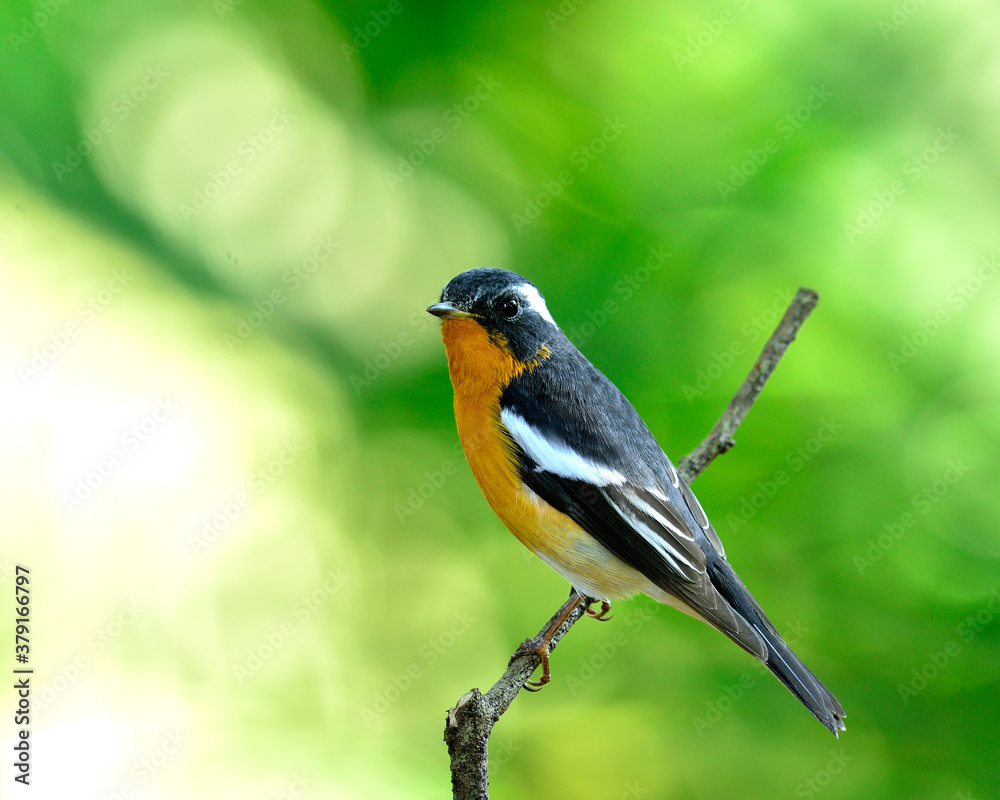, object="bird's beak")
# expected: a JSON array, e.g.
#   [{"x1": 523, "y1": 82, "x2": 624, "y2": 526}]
[{"x1": 426, "y1": 301, "x2": 472, "y2": 319}]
